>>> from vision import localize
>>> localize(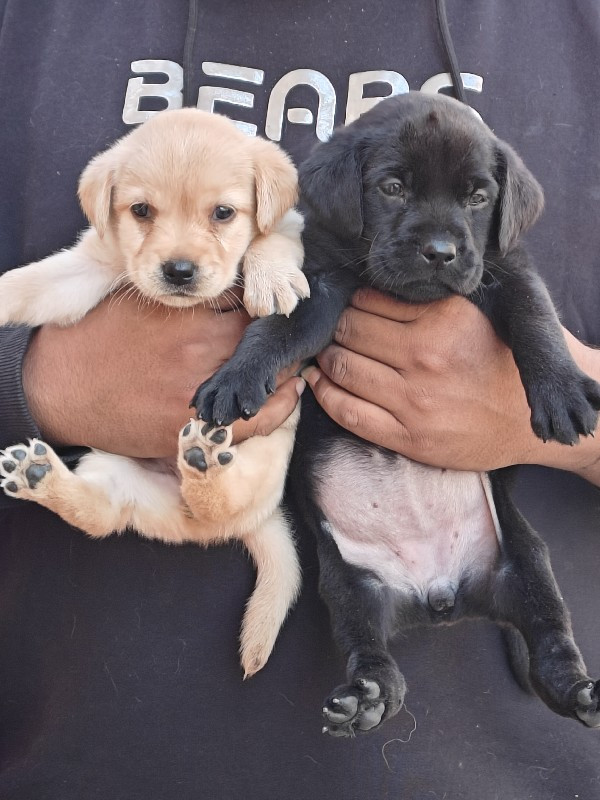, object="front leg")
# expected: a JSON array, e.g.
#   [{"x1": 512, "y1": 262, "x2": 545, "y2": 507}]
[
  {"x1": 191, "y1": 268, "x2": 359, "y2": 425},
  {"x1": 471, "y1": 250, "x2": 600, "y2": 444},
  {"x1": 0, "y1": 229, "x2": 120, "y2": 327},
  {"x1": 242, "y1": 209, "x2": 310, "y2": 318}
]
